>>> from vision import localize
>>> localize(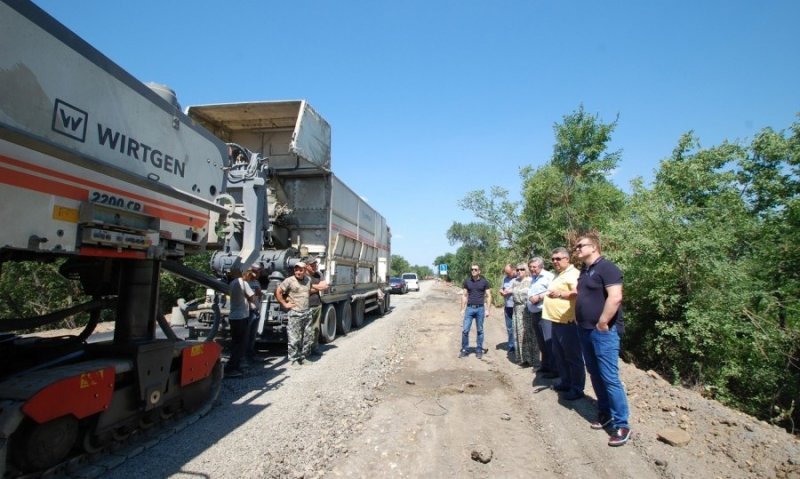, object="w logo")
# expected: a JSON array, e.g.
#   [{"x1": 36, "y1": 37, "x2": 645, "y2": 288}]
[{"x1": 52, "y1": 99, "x2": 88, "y2": 142}]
